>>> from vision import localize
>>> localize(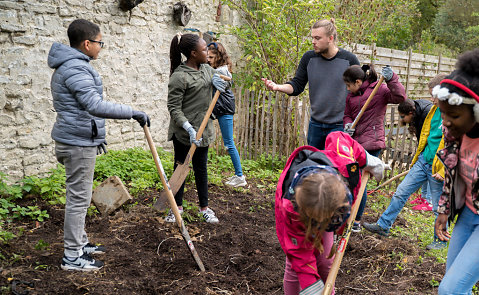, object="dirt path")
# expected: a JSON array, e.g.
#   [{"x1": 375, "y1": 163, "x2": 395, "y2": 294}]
[{"x1": 0, "y1": 180, "x2": 444, "y2": 294}]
